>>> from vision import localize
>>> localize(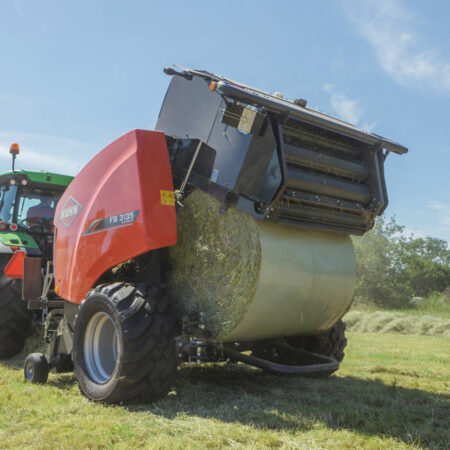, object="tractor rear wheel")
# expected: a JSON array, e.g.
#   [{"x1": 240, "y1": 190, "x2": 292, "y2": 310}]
[
  {"x1": 72, "y1": 282, "x2": 180, "y2": 404},
  {"x1": 0, "y1": 256, "x2": 33, "y2": 359}
]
